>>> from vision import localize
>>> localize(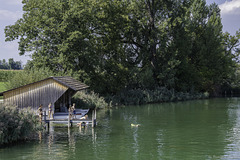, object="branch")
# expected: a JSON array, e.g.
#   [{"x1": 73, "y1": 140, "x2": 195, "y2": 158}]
[{"x1": 120, "y1": 38, "x2": 143, "y2": 48}]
